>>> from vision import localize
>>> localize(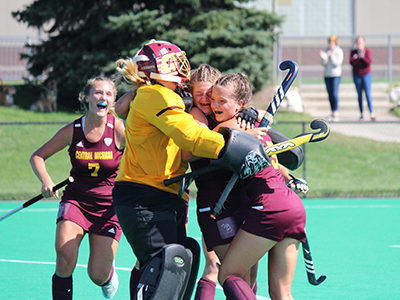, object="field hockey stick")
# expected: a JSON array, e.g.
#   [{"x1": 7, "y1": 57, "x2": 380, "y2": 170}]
[
  {"x1": 302, "y1": 237, "x2": 327, "y2": 285},
  {"x1": 259, "y1": 60, "x2": 299, "y2": 127},
  {"x1": 0, "y1": 176, "x2": 74, "y2": 222},
  {"x1": 210, "y1": 119, "x2": 330, "y2": 218},
  {"x1": 164, "y1": 60, "x2": 298, "y2": 188}
]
